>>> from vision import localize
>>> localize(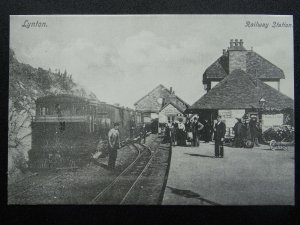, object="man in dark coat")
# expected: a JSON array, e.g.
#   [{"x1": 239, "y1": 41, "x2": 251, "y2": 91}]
[
  {"x1": 203, "y1": 119, "x2": 212, "y2": 143},
  {"x1": 249, "y1": 116, "x2": 260, "y2": 147},
  {"x1": 170, "y1": 122, "x2": 176, "y2": 146},
  {"x1": 214, "y1": 115, "x2": 226, "y2": 158},
  {"x1": 233, "y1": 118, "x2": 243, "y2": 147}
]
